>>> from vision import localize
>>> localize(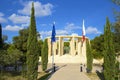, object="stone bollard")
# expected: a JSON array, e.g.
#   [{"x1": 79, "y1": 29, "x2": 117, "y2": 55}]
[{"x1": 80, "y1": 64, "x2": 83, "y2": 72}]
